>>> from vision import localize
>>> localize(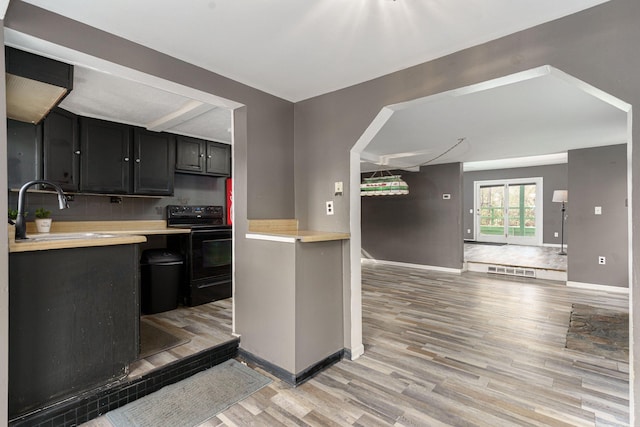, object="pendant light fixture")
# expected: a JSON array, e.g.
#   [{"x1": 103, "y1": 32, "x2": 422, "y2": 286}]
[{"x1": 360, "y1": 171, "x2": 409, "y2": 196}]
